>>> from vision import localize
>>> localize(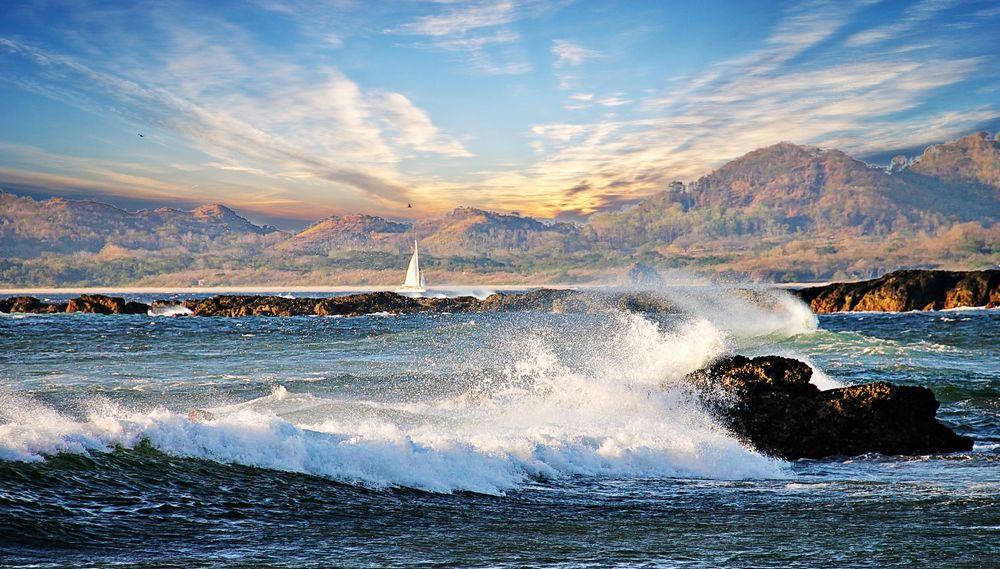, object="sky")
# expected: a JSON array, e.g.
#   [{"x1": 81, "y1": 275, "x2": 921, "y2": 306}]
[{"x1": 1, "y1": 0, "x2": 999, "y2": 228}]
